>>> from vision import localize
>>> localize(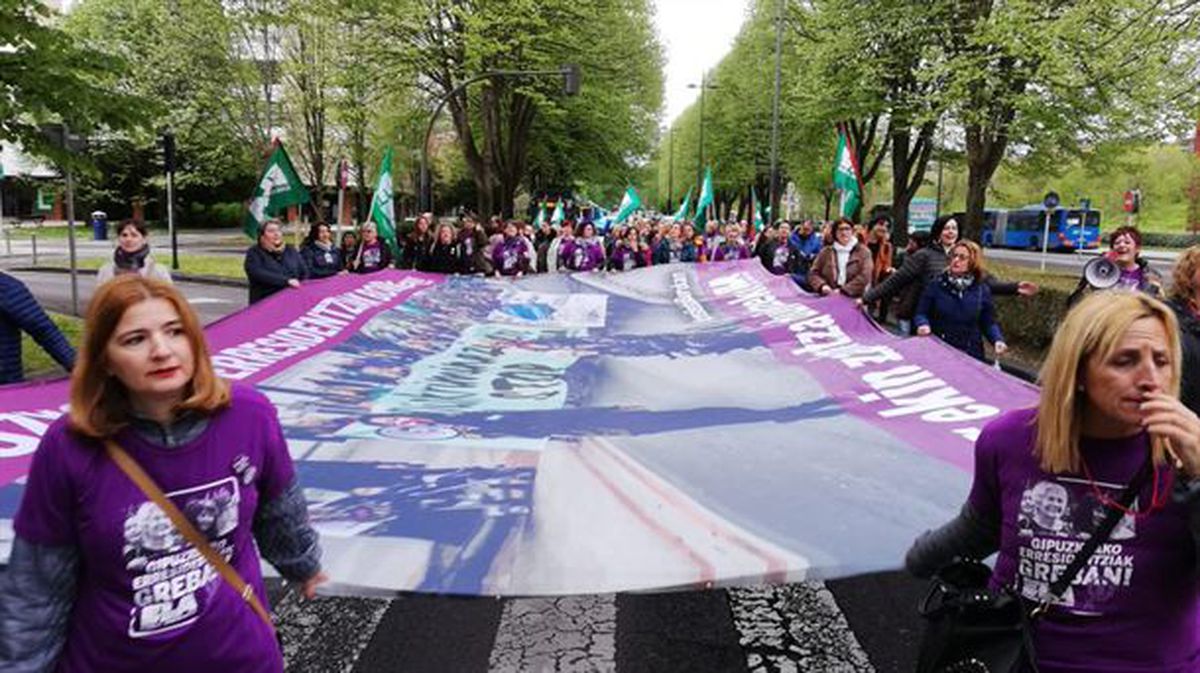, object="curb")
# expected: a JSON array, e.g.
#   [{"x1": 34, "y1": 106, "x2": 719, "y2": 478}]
[{"x1": 9, "y1": 266, "x2": 249, "y2": 288}]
